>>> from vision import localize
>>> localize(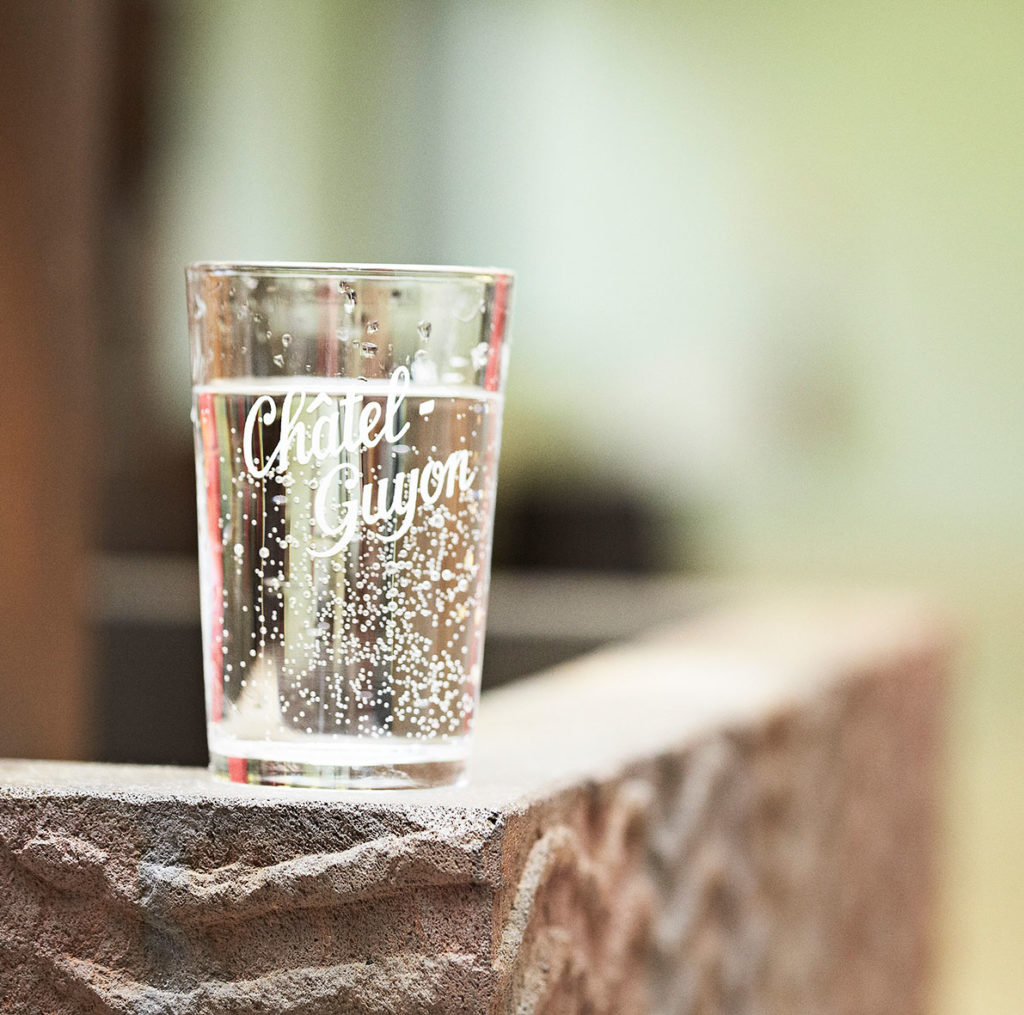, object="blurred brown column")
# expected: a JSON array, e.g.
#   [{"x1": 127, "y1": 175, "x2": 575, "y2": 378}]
[{"x1": 0, "y1": 2, "x2": 109, "y2": 758}]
